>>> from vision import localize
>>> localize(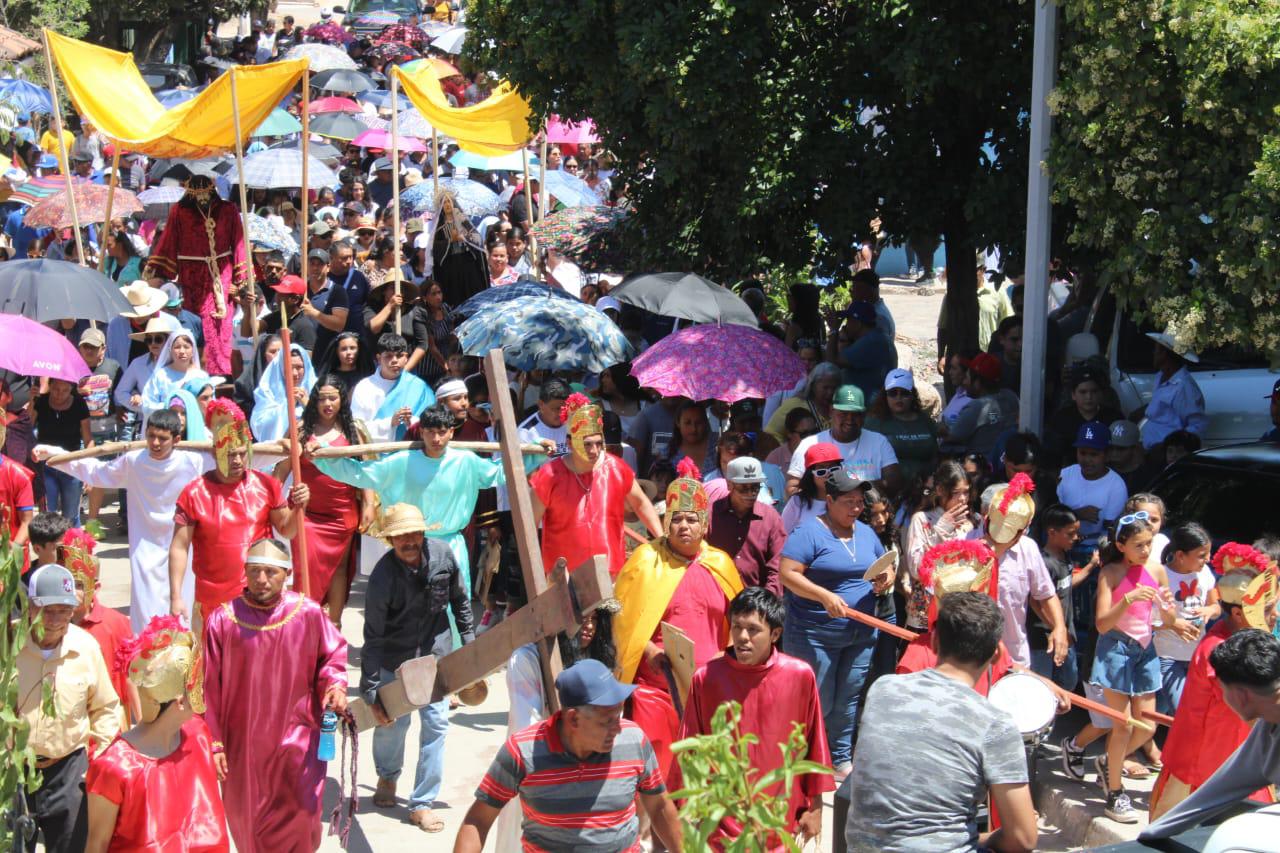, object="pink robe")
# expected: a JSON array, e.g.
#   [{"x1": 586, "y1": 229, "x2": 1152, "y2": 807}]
[{"x1": 202, "y1": 592, "x2": 347, "y2": 853}]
